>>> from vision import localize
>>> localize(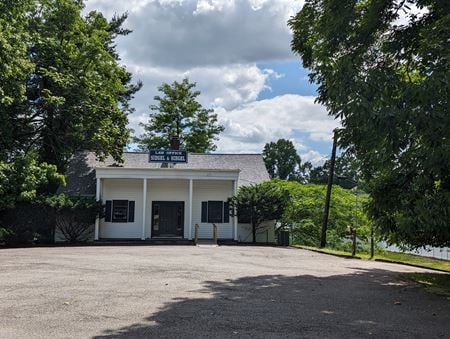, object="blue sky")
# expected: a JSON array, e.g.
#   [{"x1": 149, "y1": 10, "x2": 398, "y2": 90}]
[
  {"x1": 256, "y1": 60, "x2": 334, "y2": 156},
  {"x1": 84, "y1": 0, "x2": 337, "y2": 165},
  {"x1": 257, "y1": 60, "x2": 317, "y2": 99}
]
